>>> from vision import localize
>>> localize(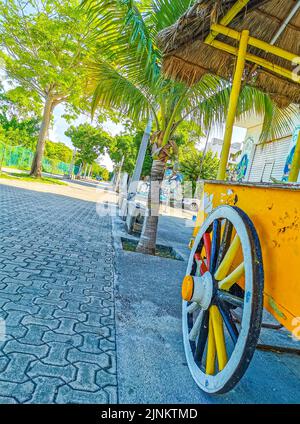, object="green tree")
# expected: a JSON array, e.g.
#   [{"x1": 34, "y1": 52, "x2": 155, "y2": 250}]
[
  {"x1": 0, "y1": 85, "x2": 40, "y2": 148},
  {"x1": 84, "y1": 0, "x2": 297, "y2": 254},
  {"x1": 65, "y1": 123, "x2": 111, "y2": 172},
  {"x1": 0, "y1": 0, "x2": 94, "y2": 177},
  {"x1": 91, "y1": 162, "x2": 110, "y2": 180},
  {"x1": 179, "y1": 146, "x2": 219, "y2": 194},
  {"x1": 44, "y1": 141, "x2": 73, "y2": 163},
  {"x1": 108, "y1": 131, "x2": 153, "y2": 177}
]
